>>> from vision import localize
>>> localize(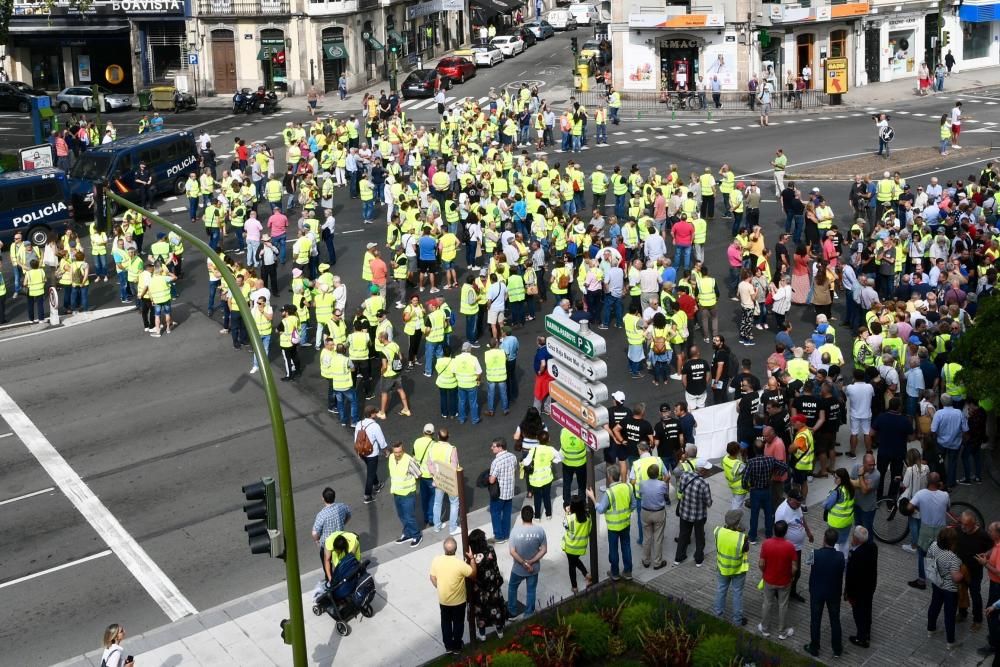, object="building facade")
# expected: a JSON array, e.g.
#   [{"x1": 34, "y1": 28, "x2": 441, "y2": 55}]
[{"x1": 611, "y1": 0, "x2": 1000, "y2": 94}]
